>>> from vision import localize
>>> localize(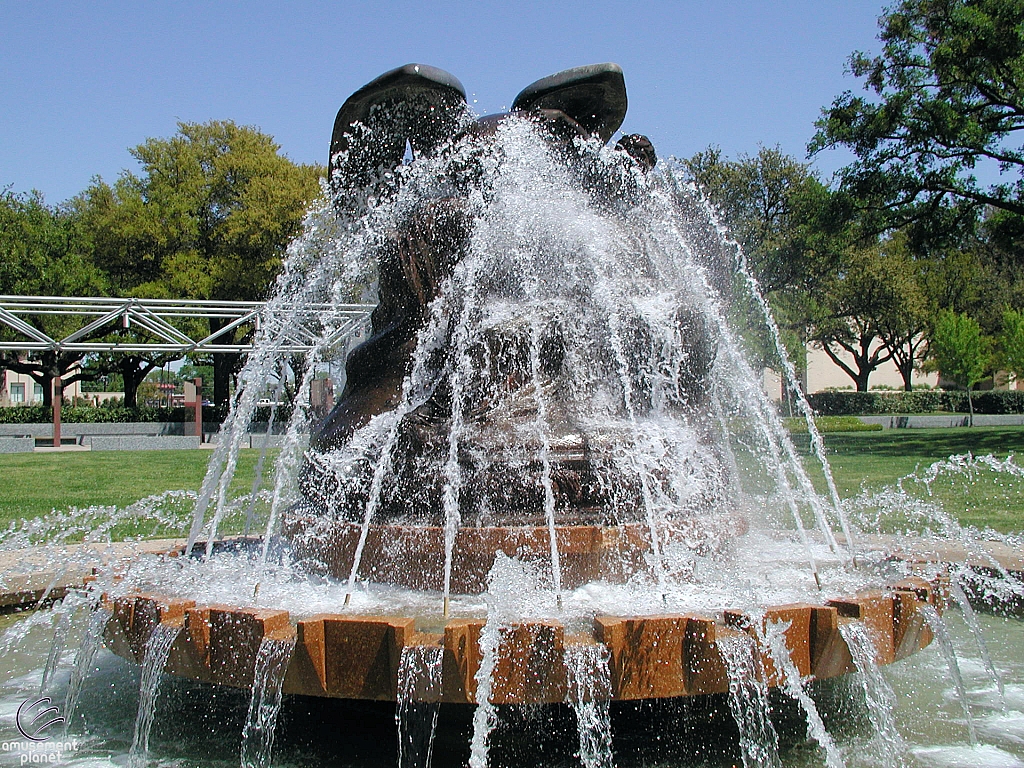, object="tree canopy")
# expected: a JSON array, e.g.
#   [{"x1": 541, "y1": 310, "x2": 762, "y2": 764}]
[
  {"x1": 811, "y1": 0, "x2": 1024, "y2": 230},
  {"x1": 0, "y1": 189, "x2": 107, "y2": 404},
  {"x1": 927, "y1": 309, "x2": 991, "y2": 421},
  {"x1": 77, "y1": 120, "x2": 324, "y2": 404}
]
